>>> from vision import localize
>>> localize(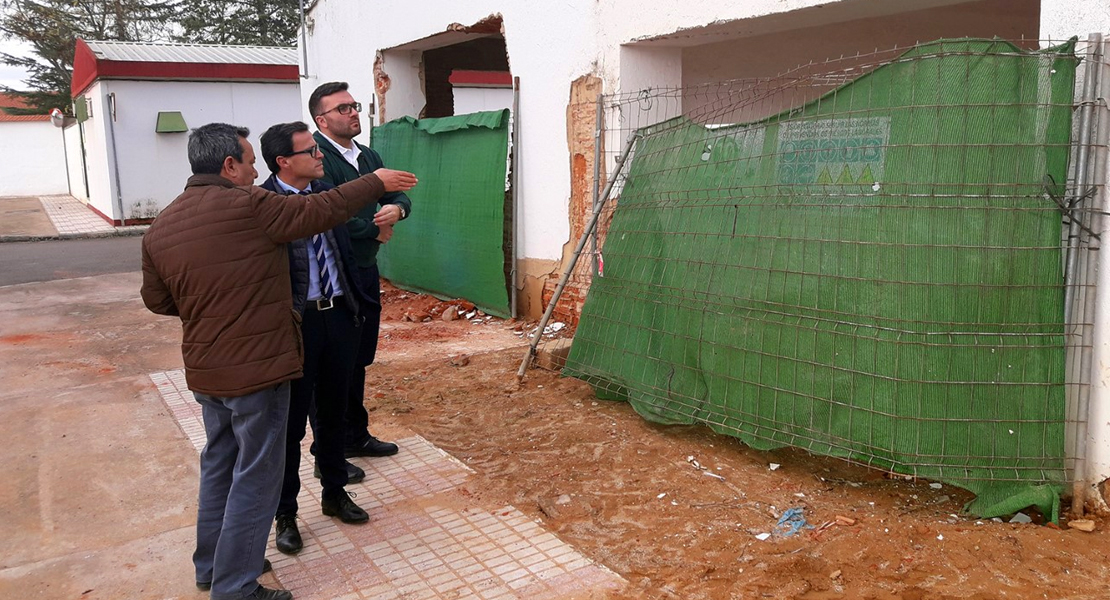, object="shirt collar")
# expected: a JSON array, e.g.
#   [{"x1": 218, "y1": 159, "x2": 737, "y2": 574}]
[
  {"x1": 275, "y1": 176, "x2": 310, "y2": 194},
  {"x1": 320, "y1": 132, "x2": 361, "y2": 166}
]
